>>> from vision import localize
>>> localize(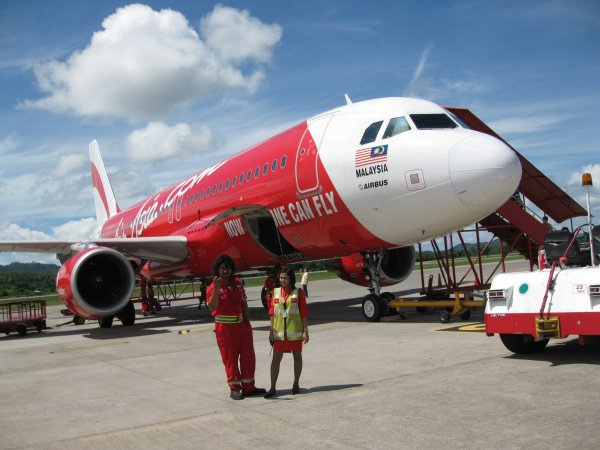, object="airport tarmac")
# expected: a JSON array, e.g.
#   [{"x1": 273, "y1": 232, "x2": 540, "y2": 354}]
[{"x1": 1, "y1": 261, "x2": 599, "y2": 449}]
